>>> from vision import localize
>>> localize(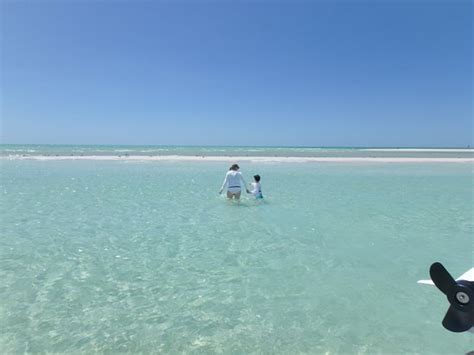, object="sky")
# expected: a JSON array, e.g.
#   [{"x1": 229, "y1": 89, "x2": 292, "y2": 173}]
[{"x1": 1, "y1": 0, "x2": 472, "y2": 147}]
